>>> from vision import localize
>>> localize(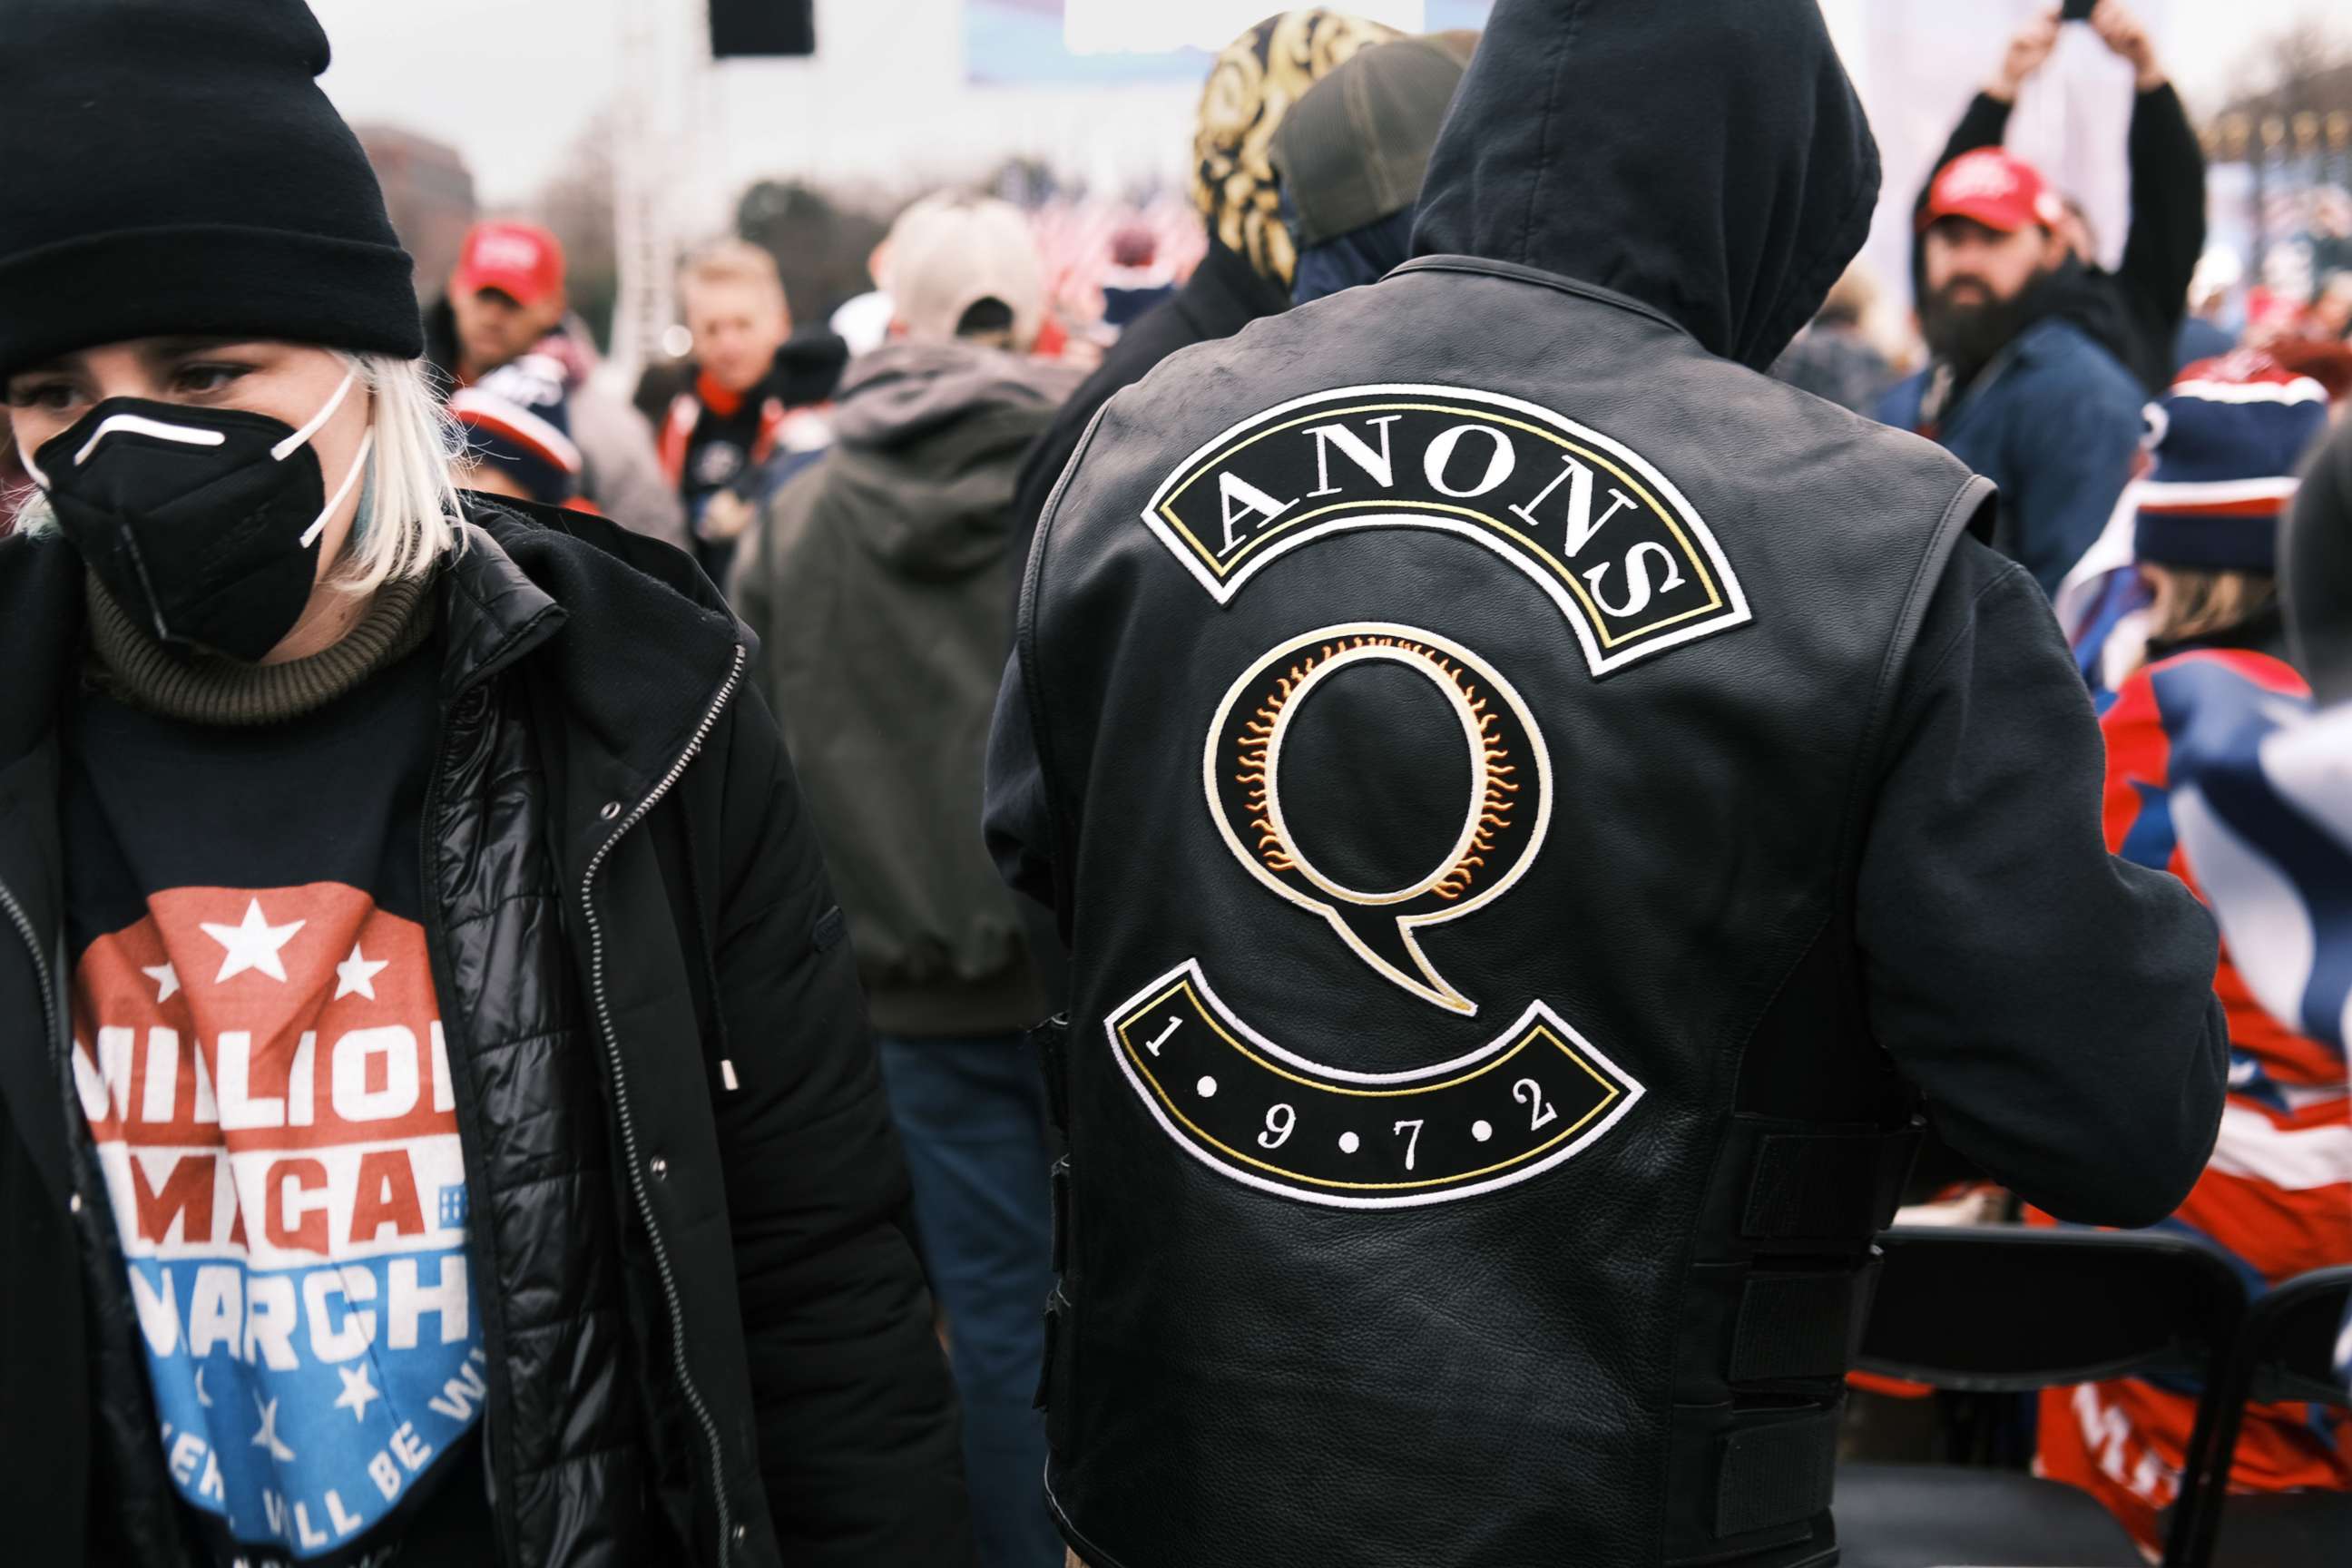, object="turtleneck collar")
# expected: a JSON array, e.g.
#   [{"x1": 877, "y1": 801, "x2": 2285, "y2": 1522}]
[{"x1": 85, "y1": 569, "x2": 436, "y2": 727}]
